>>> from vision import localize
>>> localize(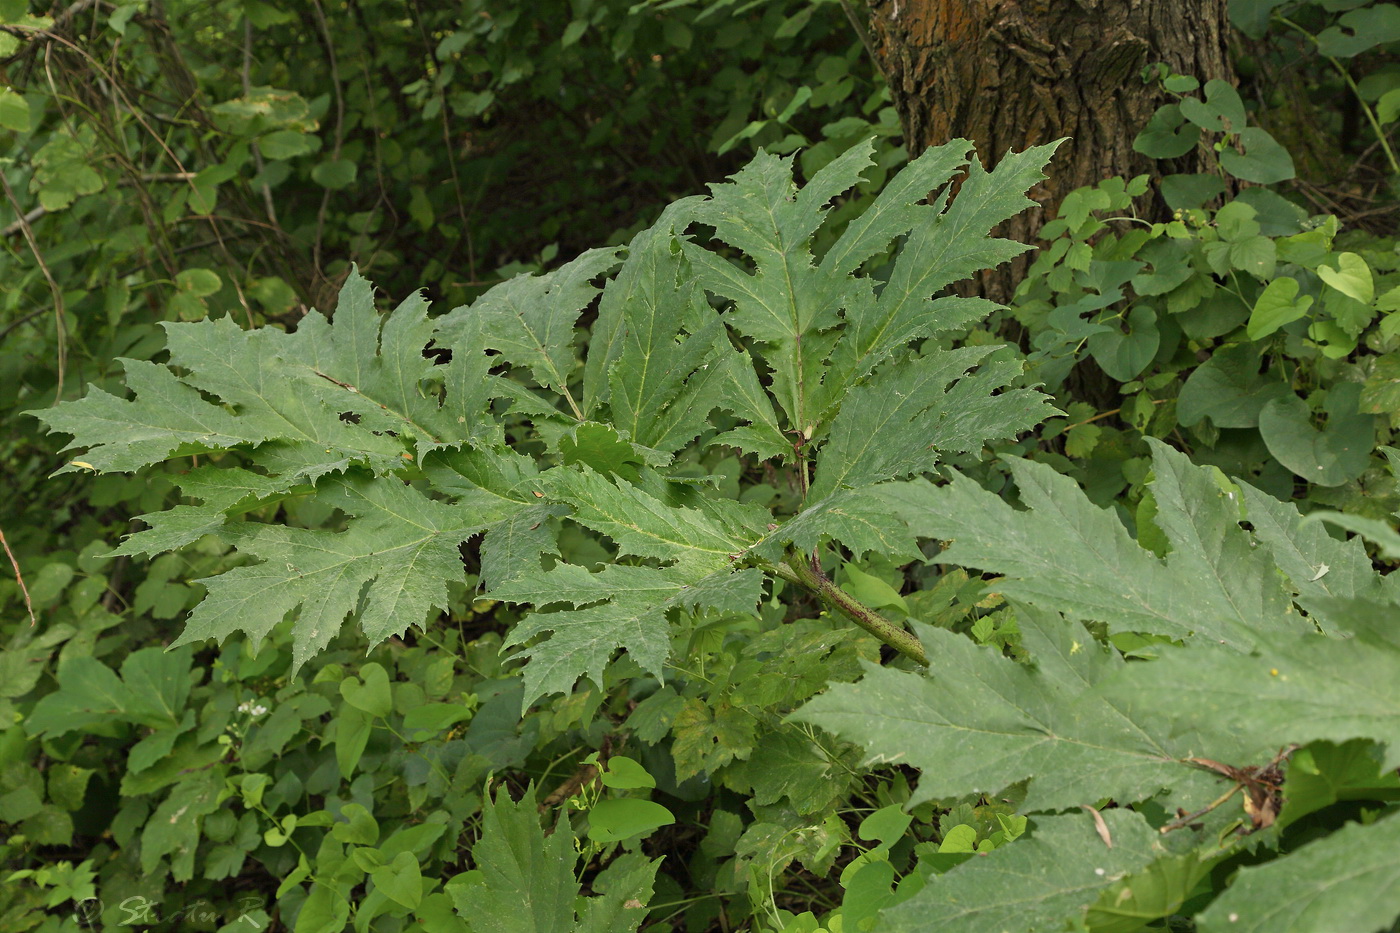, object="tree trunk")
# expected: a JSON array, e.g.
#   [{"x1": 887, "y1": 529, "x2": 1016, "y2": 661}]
[{"x1": 867, "y1": 0, "x2": 1233, "y2": 301}]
